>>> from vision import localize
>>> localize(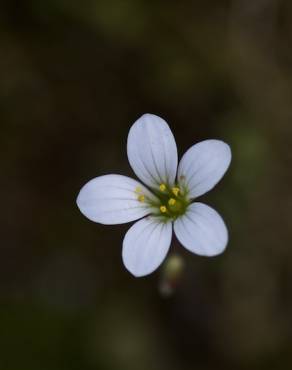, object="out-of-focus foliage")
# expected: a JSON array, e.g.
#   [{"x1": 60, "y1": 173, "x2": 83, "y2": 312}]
[{"x1": 1, "y1": 0, "x2": 292, "y2": 369}]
